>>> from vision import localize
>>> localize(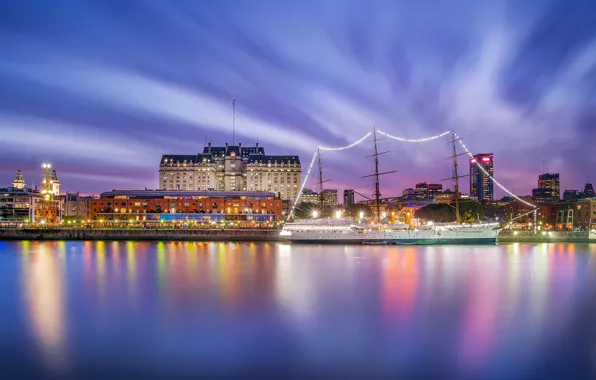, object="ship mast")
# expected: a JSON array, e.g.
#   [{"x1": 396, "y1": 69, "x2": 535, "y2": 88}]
[
  {"x1": 444, "y1": 130, "x2": 469, "y2": 224},
  {"x1": 317, "y1": 148, "x2": 330, "y2": 207},
  {"x1": 362, "y1": 127, "x2": 396, "y2": 223},
  {"x1": 452, "y1": 131, "x2": 460, "y2": 223}
]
